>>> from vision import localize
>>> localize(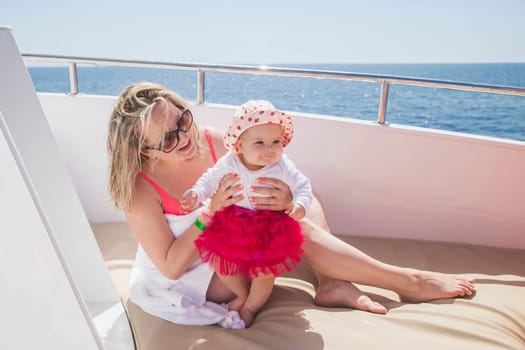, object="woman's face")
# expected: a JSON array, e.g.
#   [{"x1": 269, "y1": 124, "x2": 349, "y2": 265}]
[
  {"x1": 142, "y1": 101, "x2": 197, "y2": 161},
  {"x1": 236, "y1": 123, "x2": 284, "y2": 170}
]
